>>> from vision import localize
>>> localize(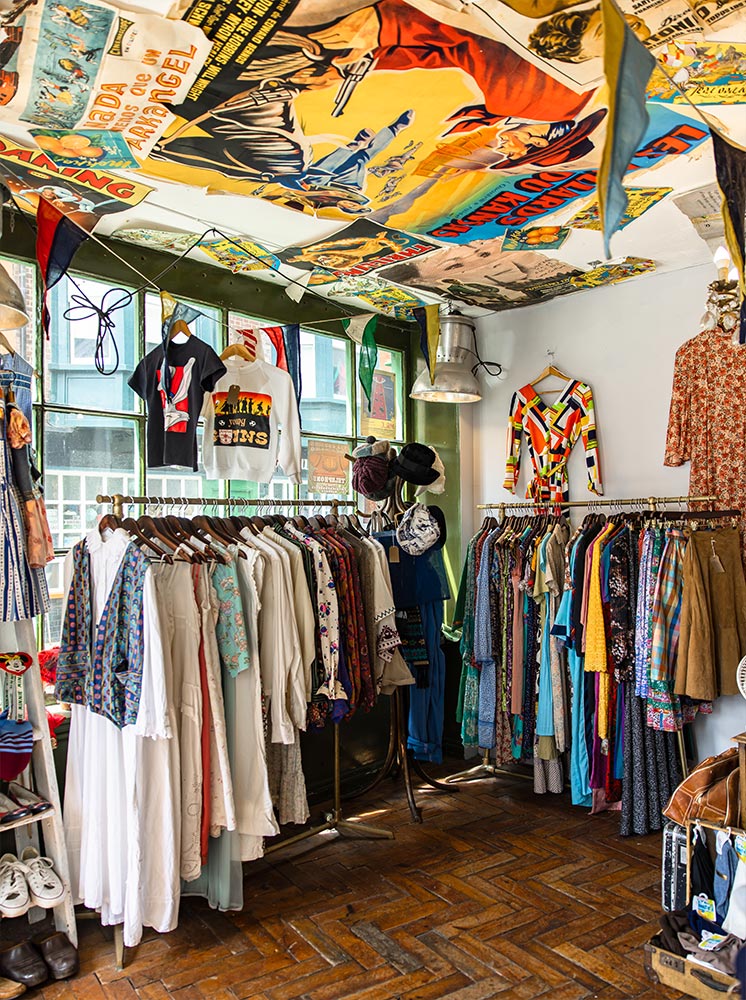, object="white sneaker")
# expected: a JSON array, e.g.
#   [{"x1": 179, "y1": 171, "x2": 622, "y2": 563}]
[
  {"x1": 19, "y1": 848, "x2": 64, "y2": 908},
  {"x1": 0, "y1": 854, "x2": 29, "y2": 917}
]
